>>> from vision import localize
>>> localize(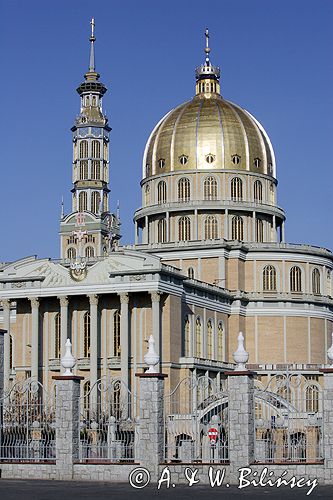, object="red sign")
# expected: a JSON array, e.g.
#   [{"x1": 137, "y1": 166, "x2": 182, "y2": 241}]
[{"x1": 208, "y1": 427, "x2": 219, "y2": 445}]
